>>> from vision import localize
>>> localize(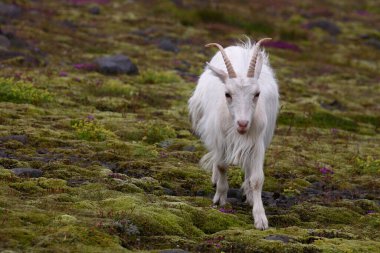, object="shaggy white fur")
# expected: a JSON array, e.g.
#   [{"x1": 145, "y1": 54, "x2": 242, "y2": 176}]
[{"x1": 188, "y1": 39, "x2": 279, "y2": 230}]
